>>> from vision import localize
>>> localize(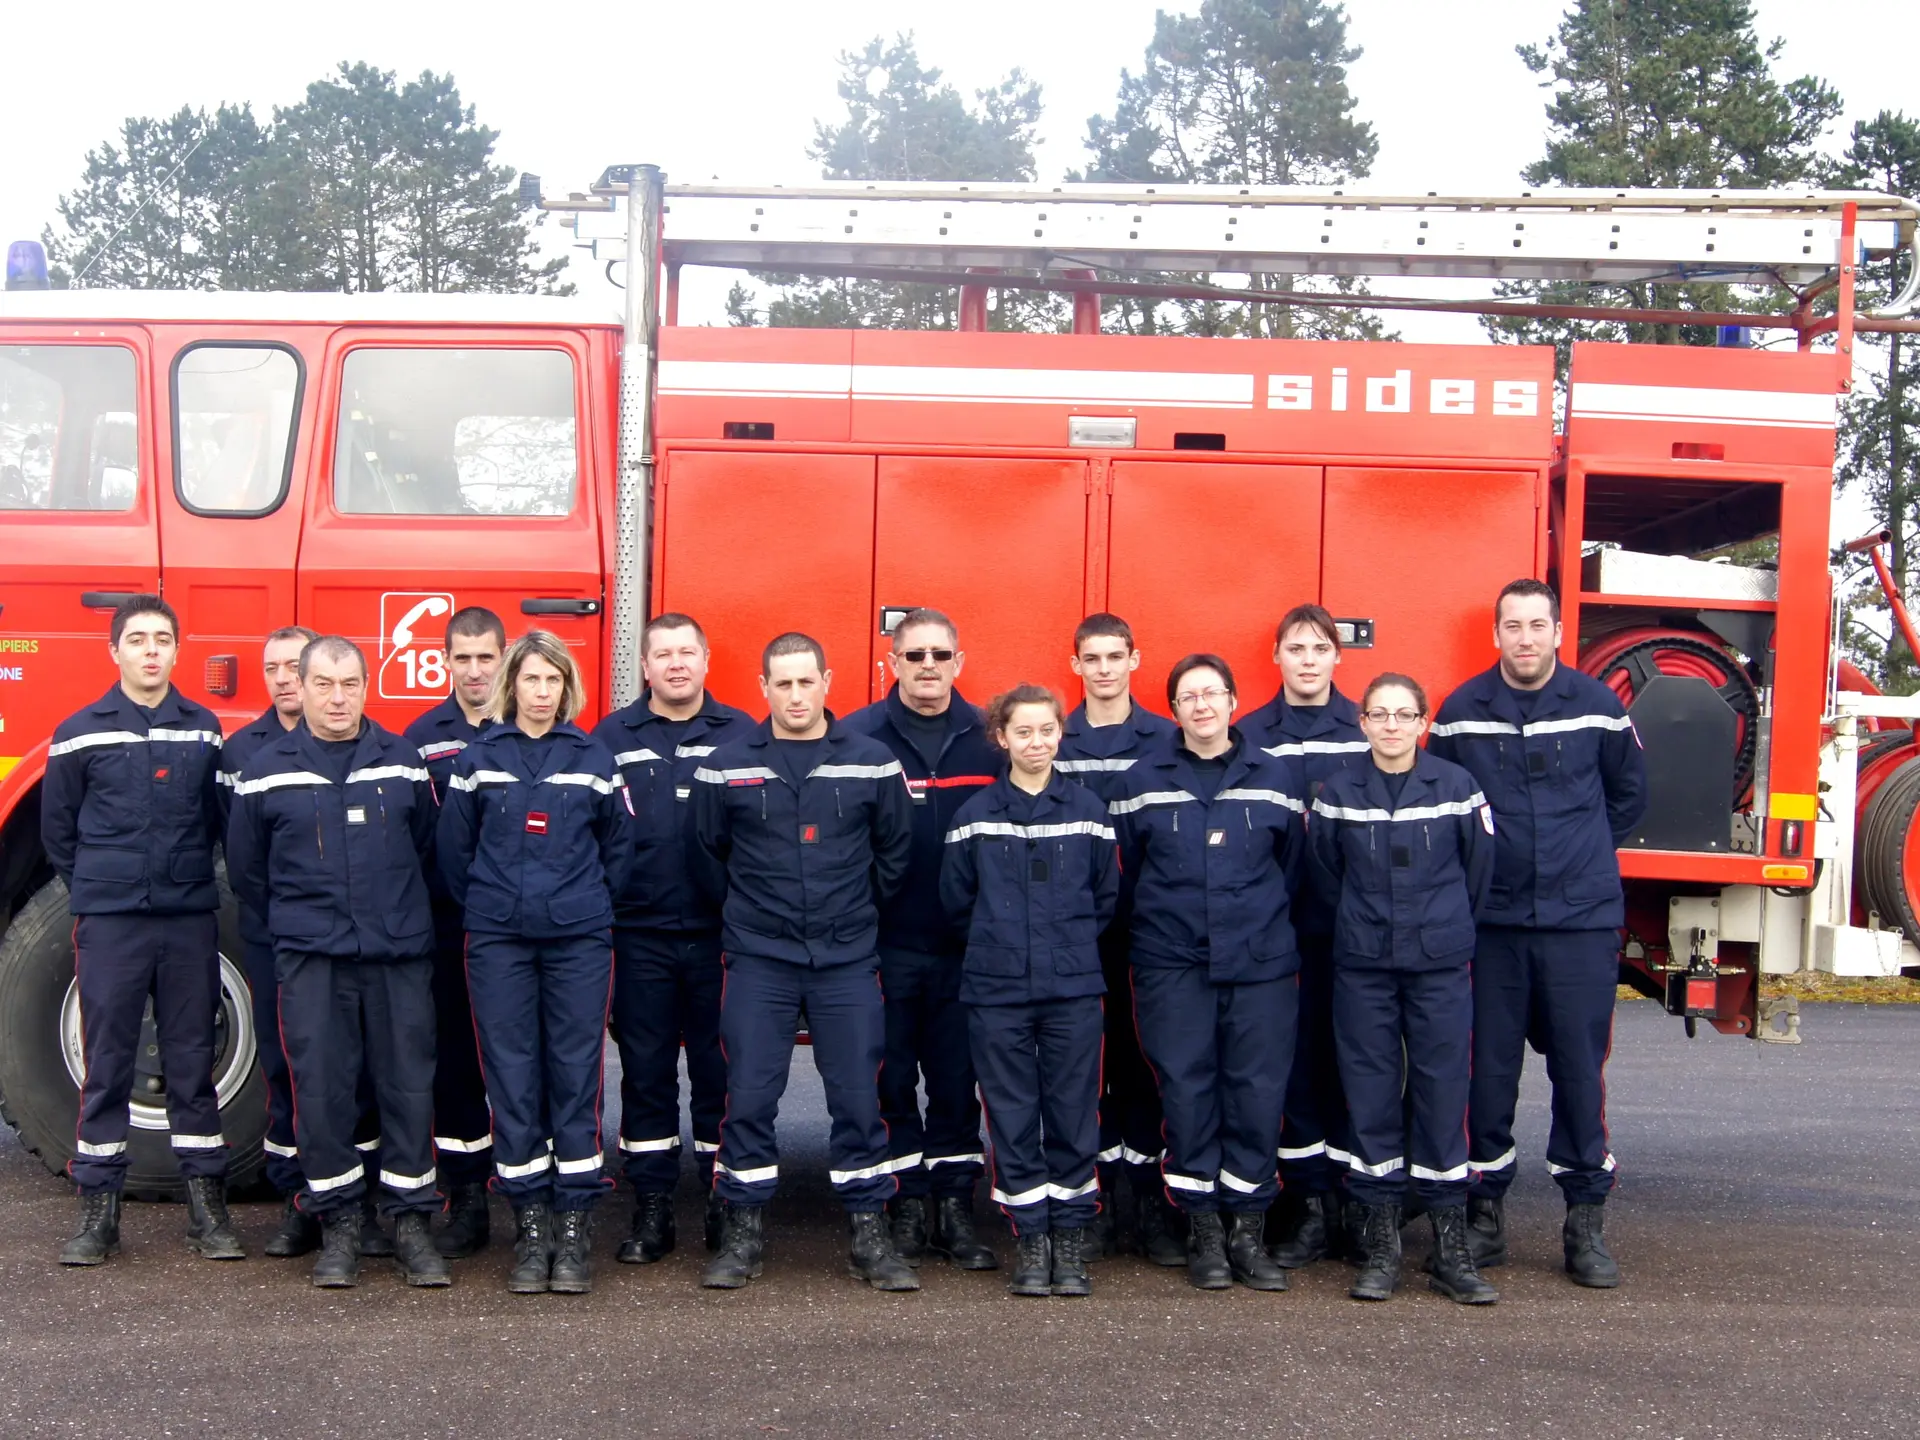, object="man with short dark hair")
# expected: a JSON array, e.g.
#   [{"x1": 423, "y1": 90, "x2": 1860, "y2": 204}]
[
  {"x1": 1429, "y1": 578, "x2": 1647, "y2": 1288},
  {"x1": 45, "y1": 595, "x2": 243, "y2": 1267},
  {"x1": 592, "y1": 612, "x2": 752, "y2": 1264},
  {"x1": 845, "y1": 608, "x2": 1001, "y2": 1271},
  {"x1": 691, "y1": 633, "x2": 920, "y2": 1291},
  {"x1": 218, "y1": 623, "x2": 321, "y2": 1258},
  {"x1": 1241, "y1": 602, "x2": 1370, "y2": 1270},
  {"x1": 402, "y1": 605, "x2": 506, "y2": 1258},
  {"x1": 1056, "y1": 612, "x2": 1181, "y2": 1264},
  {"x1": 228, "y1": 636, "x2": 447, "y2": 1288}
]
